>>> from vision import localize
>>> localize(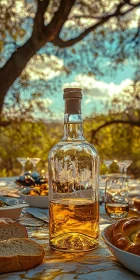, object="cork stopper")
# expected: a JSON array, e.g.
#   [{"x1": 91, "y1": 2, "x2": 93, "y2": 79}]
[{"x1": 63, "y1": 88, "x2": 82, "y2": 114}]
